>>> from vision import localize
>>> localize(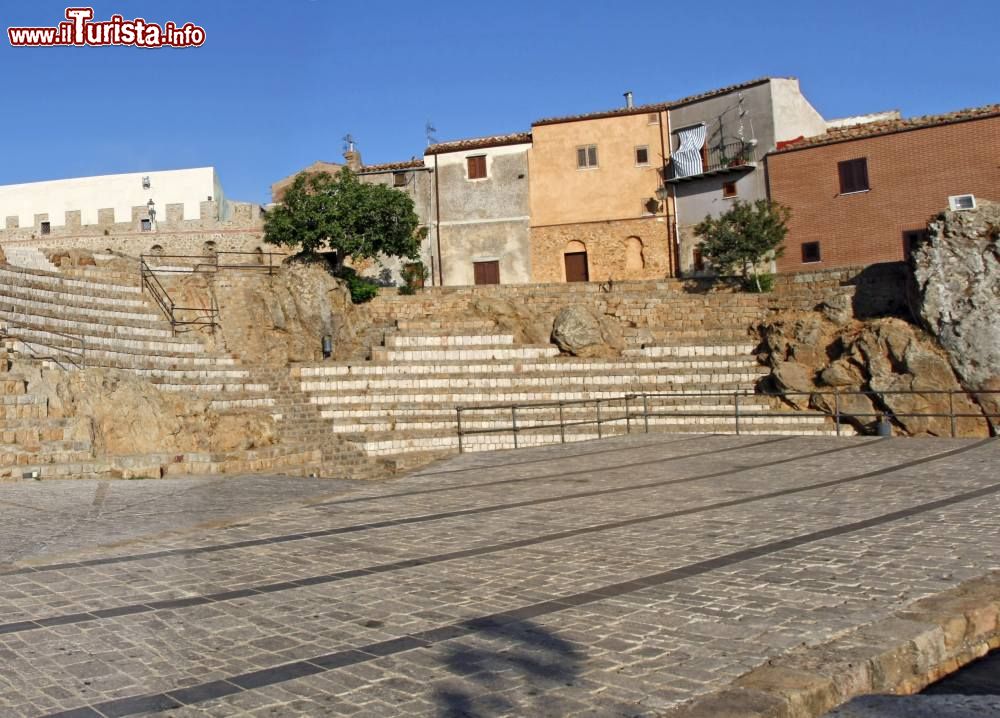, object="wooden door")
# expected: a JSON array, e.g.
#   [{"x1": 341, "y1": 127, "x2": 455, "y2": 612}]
[
  {"x1": 473, "y1": 260, "x2": 500, "y2": 285},
  {"x1": 564, "y1": 252, "x2": 589, "y2": 282}
]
